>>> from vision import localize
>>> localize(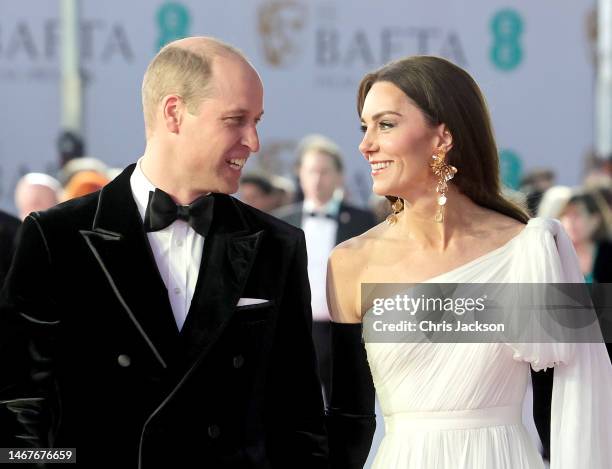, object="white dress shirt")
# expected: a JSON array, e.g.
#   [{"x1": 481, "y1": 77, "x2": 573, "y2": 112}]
[
  {"x1": 302, "y1": 198, "x2": 340, "y2": 322},
  {"x1": 130, "y1": 159, "x2": 205, "y2": 331}
]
